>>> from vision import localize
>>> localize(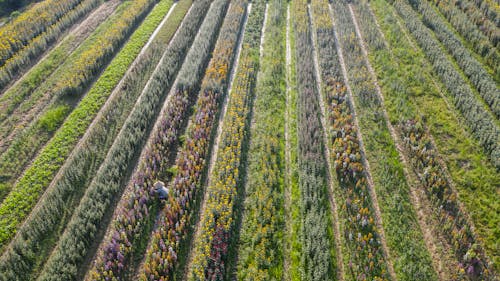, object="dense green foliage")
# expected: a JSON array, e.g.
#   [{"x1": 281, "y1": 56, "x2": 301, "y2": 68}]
[
  {"x1": 406, "y1": 0, "x2": 499, "y2": 117},
  {"x1": 0, "y1": 0, "x2": 158, "y2": 205},
  {"x1": 354, "y1": 1, "x2": 496, "y2": 278},
  {"x1": 430, "y1": 0, "x2": 500, "y2": 77}
]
